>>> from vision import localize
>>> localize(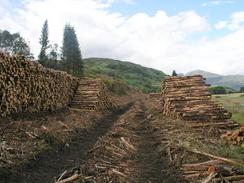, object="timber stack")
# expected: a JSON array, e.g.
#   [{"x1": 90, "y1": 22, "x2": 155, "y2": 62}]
[
  {"x1": 71, "y1": 79, "x2": 114, "y2": 111},
  {"x1": 0, "y1": 52, "x2": 79, "y2": 117},
  {"x1": 161, "y1": 75, "x2": 239, "y2": 129},
  {"x1": 182, "y1": 159, "x2": 244, "y2": 182},
  {"x1": 221, "y1": 127, "x2": 244, "y2": 145}
]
